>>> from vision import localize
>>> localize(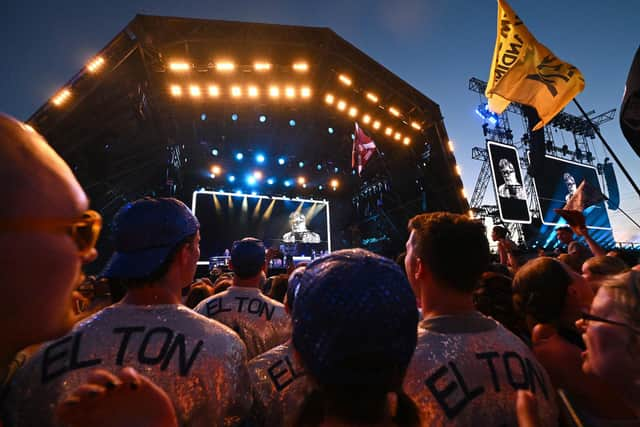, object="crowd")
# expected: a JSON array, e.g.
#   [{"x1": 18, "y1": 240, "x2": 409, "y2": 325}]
[{"x1": 0, "y1": 112, "x2": 639, "y2": 426}]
